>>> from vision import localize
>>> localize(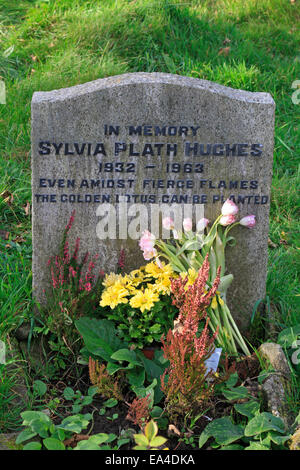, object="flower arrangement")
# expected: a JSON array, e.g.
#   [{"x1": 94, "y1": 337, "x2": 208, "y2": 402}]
[
  {"x1": 138, "y1": 199, "x2": 253, "y2": 356},
  {"x1": 98, "y1": 261, "x2": 178, "y2": 349}
]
